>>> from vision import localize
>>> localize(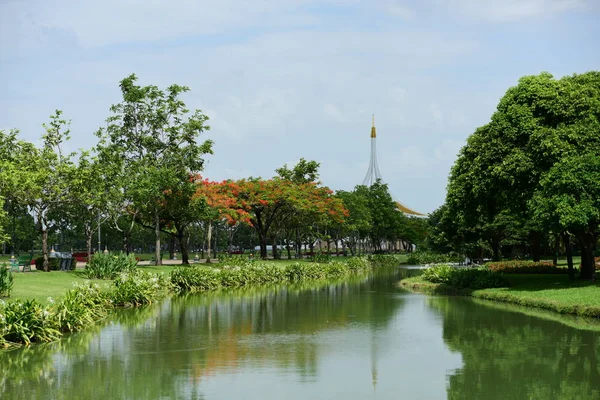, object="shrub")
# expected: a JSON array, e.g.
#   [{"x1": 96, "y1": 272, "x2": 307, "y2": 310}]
[
  {"x1": 368, "y1": 254, "x2": 403, "y2": 268},
  {"x1": 111, "y1": 271, "x2": 171, "y2": 307},
  {"x1": 171, "y1": 267, "x2": 222, "y2": 293},
  {"x1": 51, "y1": 283, "x2": 111, "y2": 332},
  {"x1": 0, "y1": 265, "x2": 14, "y2": 297},
  {"x1": 406, "y1": 251, "x2": 462, "y2": 265},
  {"x1": 421, "y1": 264, "x2": 454, "y2": 283},
  {"x1": 346, "y1": 256, "x2": 371, "y2": 272},
  {"x1": 84, "y1": 252, "x2": 138, "y2": 279},
  {"x1": 486, "y1": 260, "x2": 566, "y2": 274},
  {"x1": 0, "y1": 299, "x2": 61, "y2": 346},
  {"x1": 422, "y1": 265, "x2": 508, "y2": 289},
  {"x1": 310, "y1": 252, "x2": 331, "y2": 263},
  {"x1": 218, "y1": 254, "x2": 254, "y2": 266}
]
